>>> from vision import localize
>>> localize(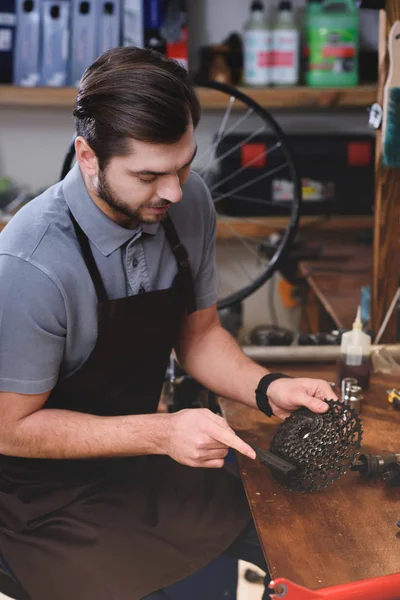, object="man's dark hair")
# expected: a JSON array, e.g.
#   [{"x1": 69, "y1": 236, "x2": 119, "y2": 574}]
[{"x1": 74, "y1": 47, "x2": 201, "y2": 169}]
